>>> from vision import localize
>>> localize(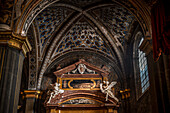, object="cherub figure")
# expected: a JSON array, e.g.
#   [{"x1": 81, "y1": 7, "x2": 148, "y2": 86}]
[
  {"x1": 100, "y1": 81, "x2": 119, "y2": 102},
  {"x1": 47, "y1": 83, "x2": 64, "y2": 103}
]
